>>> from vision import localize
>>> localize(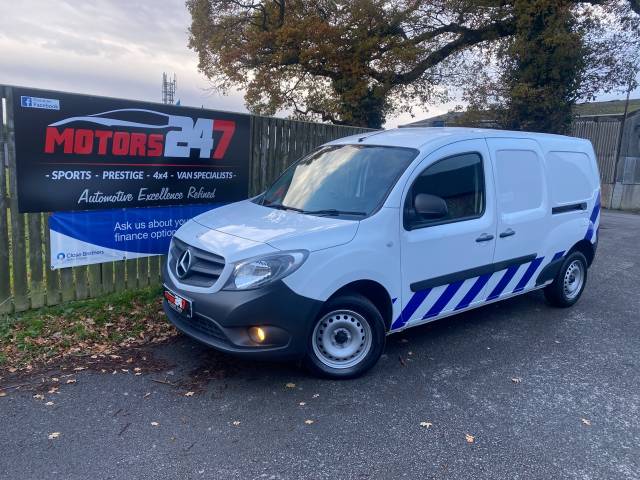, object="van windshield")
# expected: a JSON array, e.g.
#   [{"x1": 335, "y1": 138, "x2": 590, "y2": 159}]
[{"x1": 260, "y1": 144, "x2": 418, "y2": 217}]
